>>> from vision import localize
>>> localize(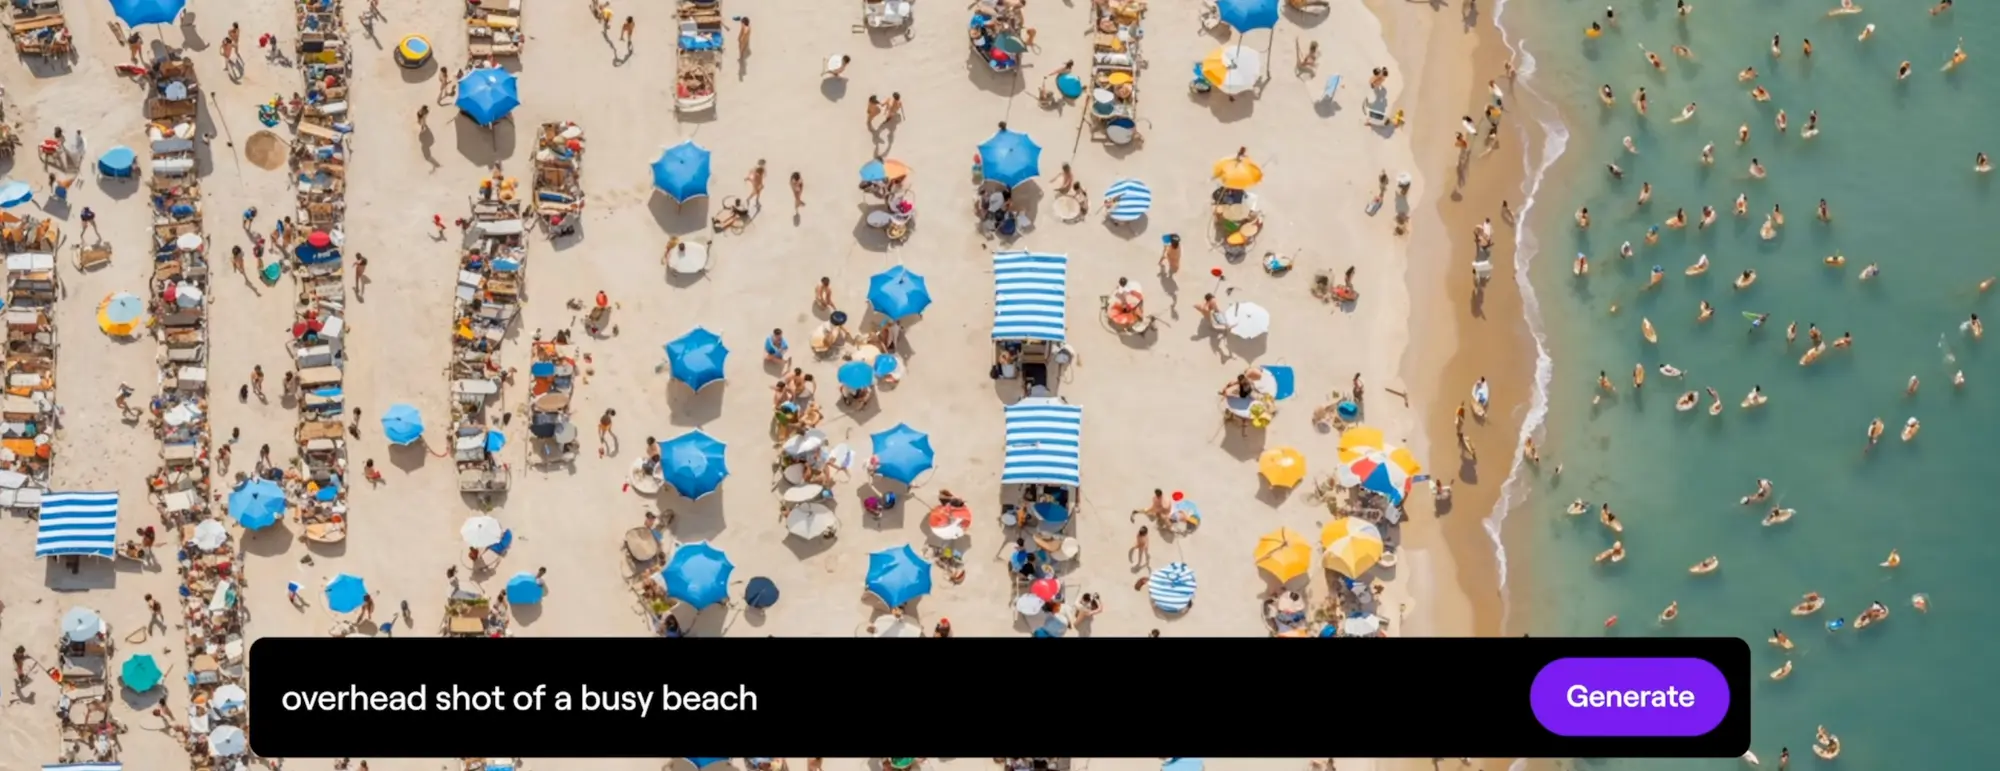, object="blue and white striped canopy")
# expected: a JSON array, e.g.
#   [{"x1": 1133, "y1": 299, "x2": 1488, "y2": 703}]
[
  {"x1": 1103, "y1": 178, "x2": 1152, "y2": 222},
  {"x1": 36, "y1": 492, "x2": 120, "y2": 558},
  {"x1": 1149, "y1": 562, "x2": 1198, "y2": 613},
  {"x1": 992, "y1": 251, "x2": 1068, "y2": 342},
  {"x1": 1000, "y1": 399, "x2": 1082, "y2": 487}
]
